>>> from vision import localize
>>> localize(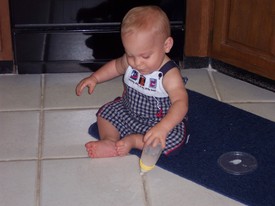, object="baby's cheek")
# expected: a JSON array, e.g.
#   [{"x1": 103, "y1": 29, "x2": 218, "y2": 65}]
[{"x1": 126, "y1": 59, "x2": 134, "y2": 67}]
